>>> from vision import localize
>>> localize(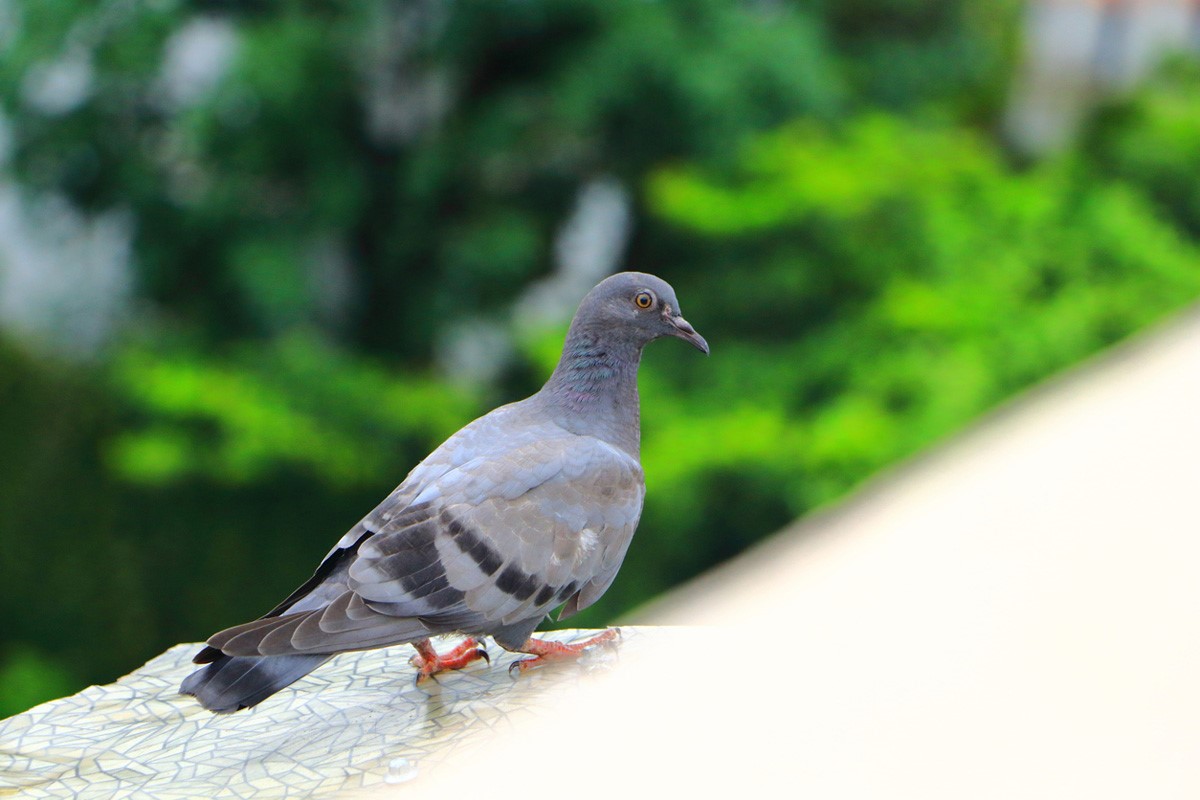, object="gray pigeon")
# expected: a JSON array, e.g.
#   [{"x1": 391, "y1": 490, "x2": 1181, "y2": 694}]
[{"x1": 181, "y1": 272, "x2": 708, "y2": 713}]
